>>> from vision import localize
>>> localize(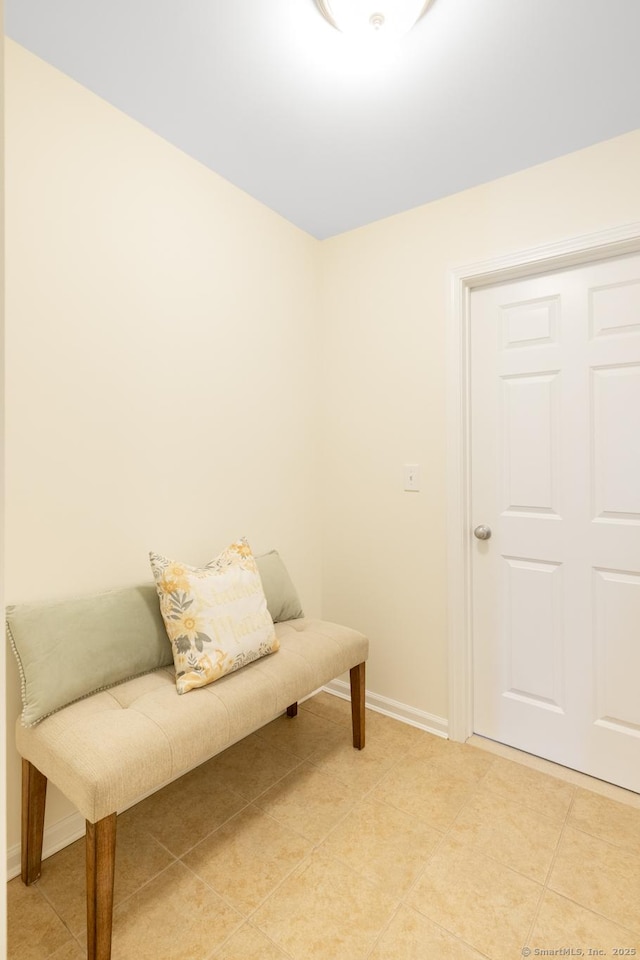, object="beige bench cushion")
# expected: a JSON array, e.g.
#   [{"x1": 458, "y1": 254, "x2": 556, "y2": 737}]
[{"x1": 16, "y1": 618, "x2": 368, "y2": 823}]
